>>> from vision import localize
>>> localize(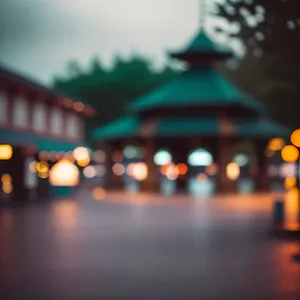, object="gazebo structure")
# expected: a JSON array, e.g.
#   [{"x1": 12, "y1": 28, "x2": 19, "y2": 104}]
[{"x1": 93, "y1": 29, "x2": 289, "y2": 194}]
